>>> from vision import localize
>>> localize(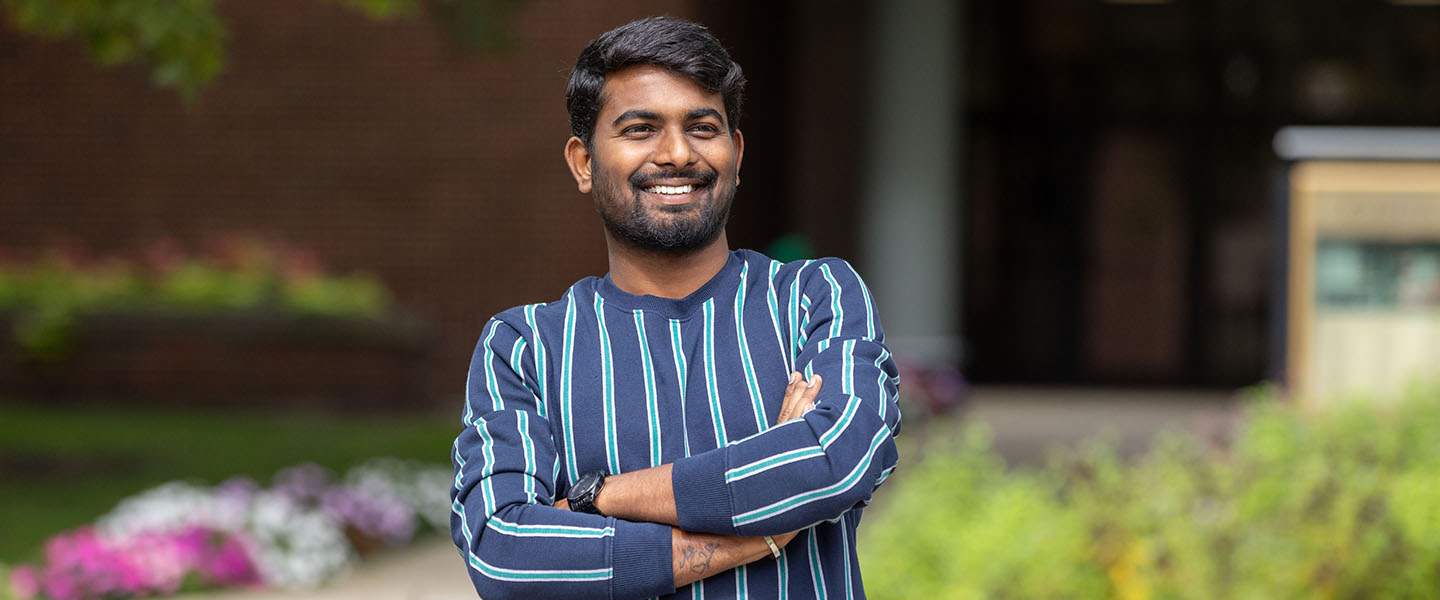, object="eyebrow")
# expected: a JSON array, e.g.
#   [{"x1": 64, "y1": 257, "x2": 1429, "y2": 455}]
[
  {"x1": 686, "y1": 108, "x2": 724, "y2": 123},
  {"x1": 610, "y1": 107, "x2": 725, "y2": 127},
  {"x1": 611, "y1": 109, "x2": 660, "y2": 126}
]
